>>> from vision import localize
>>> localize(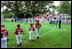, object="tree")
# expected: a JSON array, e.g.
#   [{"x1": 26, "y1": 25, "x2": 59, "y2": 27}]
[
  {"x1": 1, "y1": 1, "x2": 23, "y2": 17},
  {"x1": 57, "y1": 1, "x2": 71, "y2": 15},
  {"x1": 1, "y1": 1, "x2": 54, "y2": 18},
  {"x1": 22, "y1": 1, "x2": 54, "y2": 16}
]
